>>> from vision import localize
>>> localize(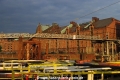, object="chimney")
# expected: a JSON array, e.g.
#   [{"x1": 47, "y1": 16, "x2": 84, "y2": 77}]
[{"x1": 92, "y1": 17, "x2": 99, "y2": 22}]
